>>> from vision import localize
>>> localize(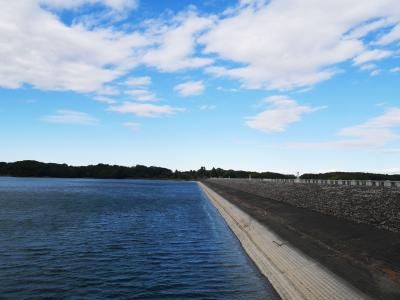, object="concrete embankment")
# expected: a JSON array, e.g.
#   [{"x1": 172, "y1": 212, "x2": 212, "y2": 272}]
[
  {"x1": 198, "y1": 182, "x2": 369, "y2": 300},
  {"x1": 201, "y1": 180, "x2": 400, "y2": 300},
  {"x1": 207, "y1": 179, "x2": 400, "y2": 232}
]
